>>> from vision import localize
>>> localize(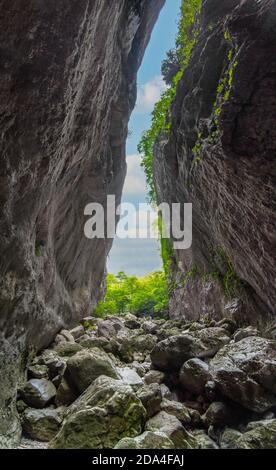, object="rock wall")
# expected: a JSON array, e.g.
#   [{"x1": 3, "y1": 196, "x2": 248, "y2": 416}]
[
  {"x1": 0, "y1": 0, "x2": 164, "y2": 447},
  {"x1": 154, "y1": 0, "x2": 276, "y2": 323}
]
